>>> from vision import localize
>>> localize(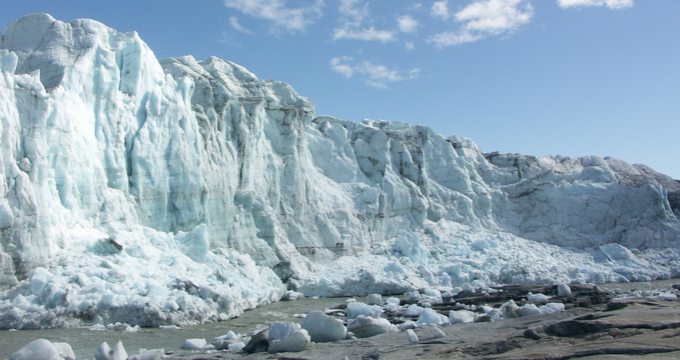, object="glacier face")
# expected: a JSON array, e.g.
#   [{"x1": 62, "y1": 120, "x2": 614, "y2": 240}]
[{"x1": 0, "y1": 13, "x2": 679, "y2": 328}]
